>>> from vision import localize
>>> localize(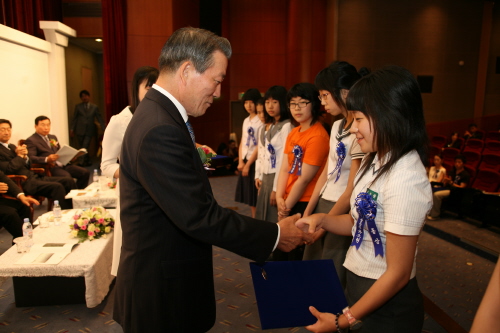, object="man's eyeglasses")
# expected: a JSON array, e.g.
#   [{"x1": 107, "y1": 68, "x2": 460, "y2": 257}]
[
  {"x1": 289, "y1": 101, "x2": 311, "y2": 109},
  {"x1": 318, "y1": 92, "x2": 330, "y2": 101}
]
